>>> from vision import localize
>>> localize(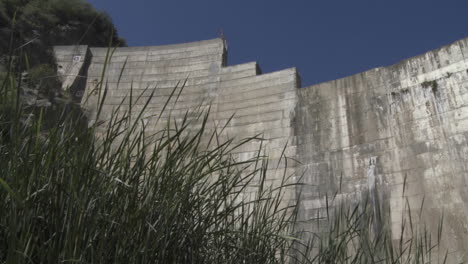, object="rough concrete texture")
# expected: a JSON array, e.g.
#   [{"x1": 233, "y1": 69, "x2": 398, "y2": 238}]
[
  {"x1": 55, "y1": 37, "x2": 468, "y2": 262},
  {"x1": 296, "y1": 38, "x2": 468, "y2": 262},
  {"x1": 53, "y1": 45, "x2": 90, "y2": 99}
]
